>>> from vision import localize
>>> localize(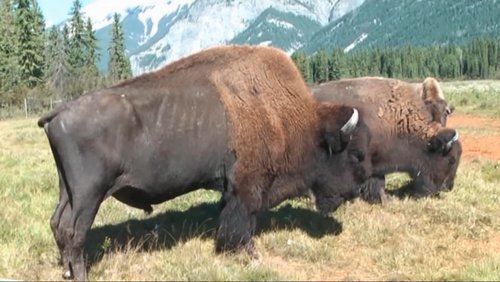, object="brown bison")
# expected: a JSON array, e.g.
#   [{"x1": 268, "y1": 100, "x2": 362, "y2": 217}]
[
  {"x1": 39, "y1": 45, "x2": 368, "y2": 280},
  {"x1": 312, "y1": 77, "x2": 462, "y2": 203}
]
